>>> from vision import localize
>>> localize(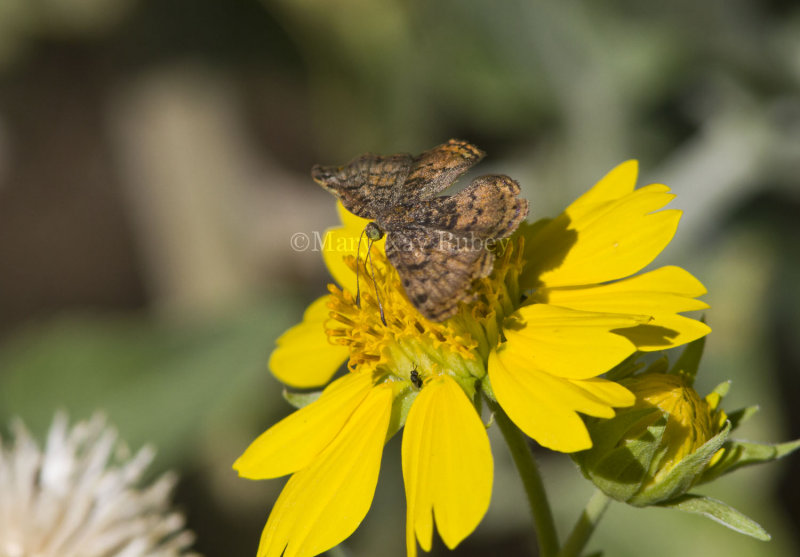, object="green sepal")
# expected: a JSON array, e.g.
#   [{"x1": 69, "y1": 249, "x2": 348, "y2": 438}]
[
  {"x1": 584, "y1": 407, "x2": 661, "y2": 453},
  {"x1": 644, "y1": 356, "x2": 669, "y2": 376},
  {"x1": 725, "y1": 405, "x2": 759, "y2": 431},
  {"x1": 385, "y1": 386, "x2": 418, "y2": 440},
  {"x1": 472, "y1": 381, "x2": 483, "y2": 417},
  {"x1": 282, "y1": 388, "x2": 322, "y2": 409},
  {"x1": 630, "y1": 421, "x2": 731, "y2": 505},
  {"x1": 604, "y1": 353, "x2": 646, "y2": 382},
  {"x1": 669, "y1": 334, "x2": 706, "y2": 385},
  {"x1": 709, "y1": 380, "x2": 731, "y2": 399},
  {"x1": 700, "y1": 437, "x2": 800, "y2": 484},
  {"x1": 574, "y1": 409, "x2": 665, "y2": 503},
  {"x1": 658, "y1": 494, "x2": 770, "y2": 541},
  {"x1": 480, "y1": 375, "x2": 497, "y2": 402}
]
